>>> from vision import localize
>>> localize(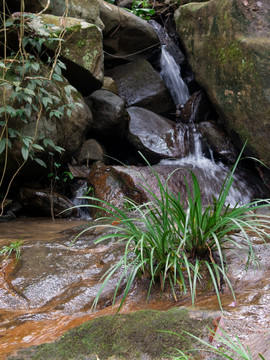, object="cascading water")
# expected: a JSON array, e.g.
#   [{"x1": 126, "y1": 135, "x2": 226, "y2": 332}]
[
  {"x1": 153, "y1": 23, "x2": 254, "y2": 206},
  {"x1": 159, "y1": 46, "x2": 190, "y2": 107},
  {"x1": 149, "y1": 20, "x2": 190, "y2": 108}
]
